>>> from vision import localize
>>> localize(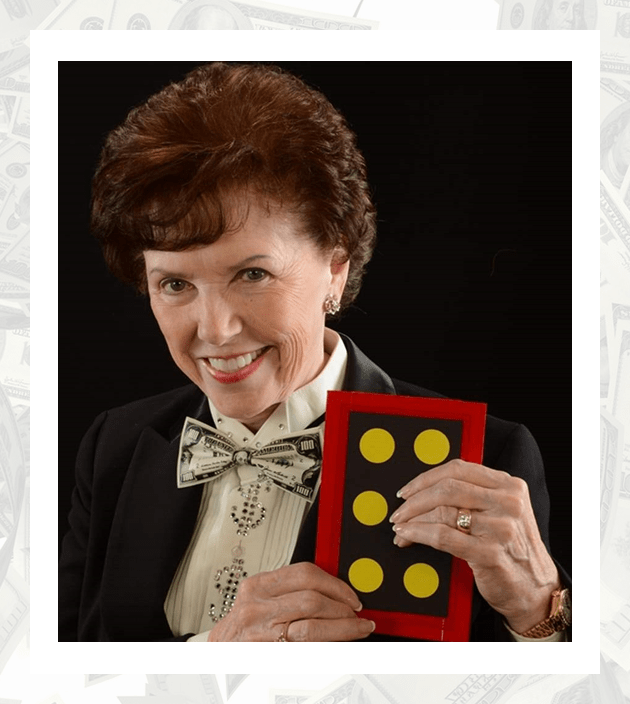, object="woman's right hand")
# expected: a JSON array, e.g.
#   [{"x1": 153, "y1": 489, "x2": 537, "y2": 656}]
[{"x1": 207, "y1": 562, "x2": 376, "y2": 642}]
